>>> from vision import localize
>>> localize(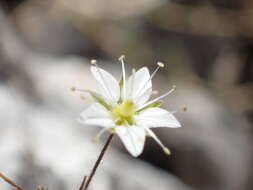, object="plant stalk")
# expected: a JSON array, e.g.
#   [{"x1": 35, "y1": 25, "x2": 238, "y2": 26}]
[{"x1": 83, "y1": 133, "x2": 114, "y2": 190}]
